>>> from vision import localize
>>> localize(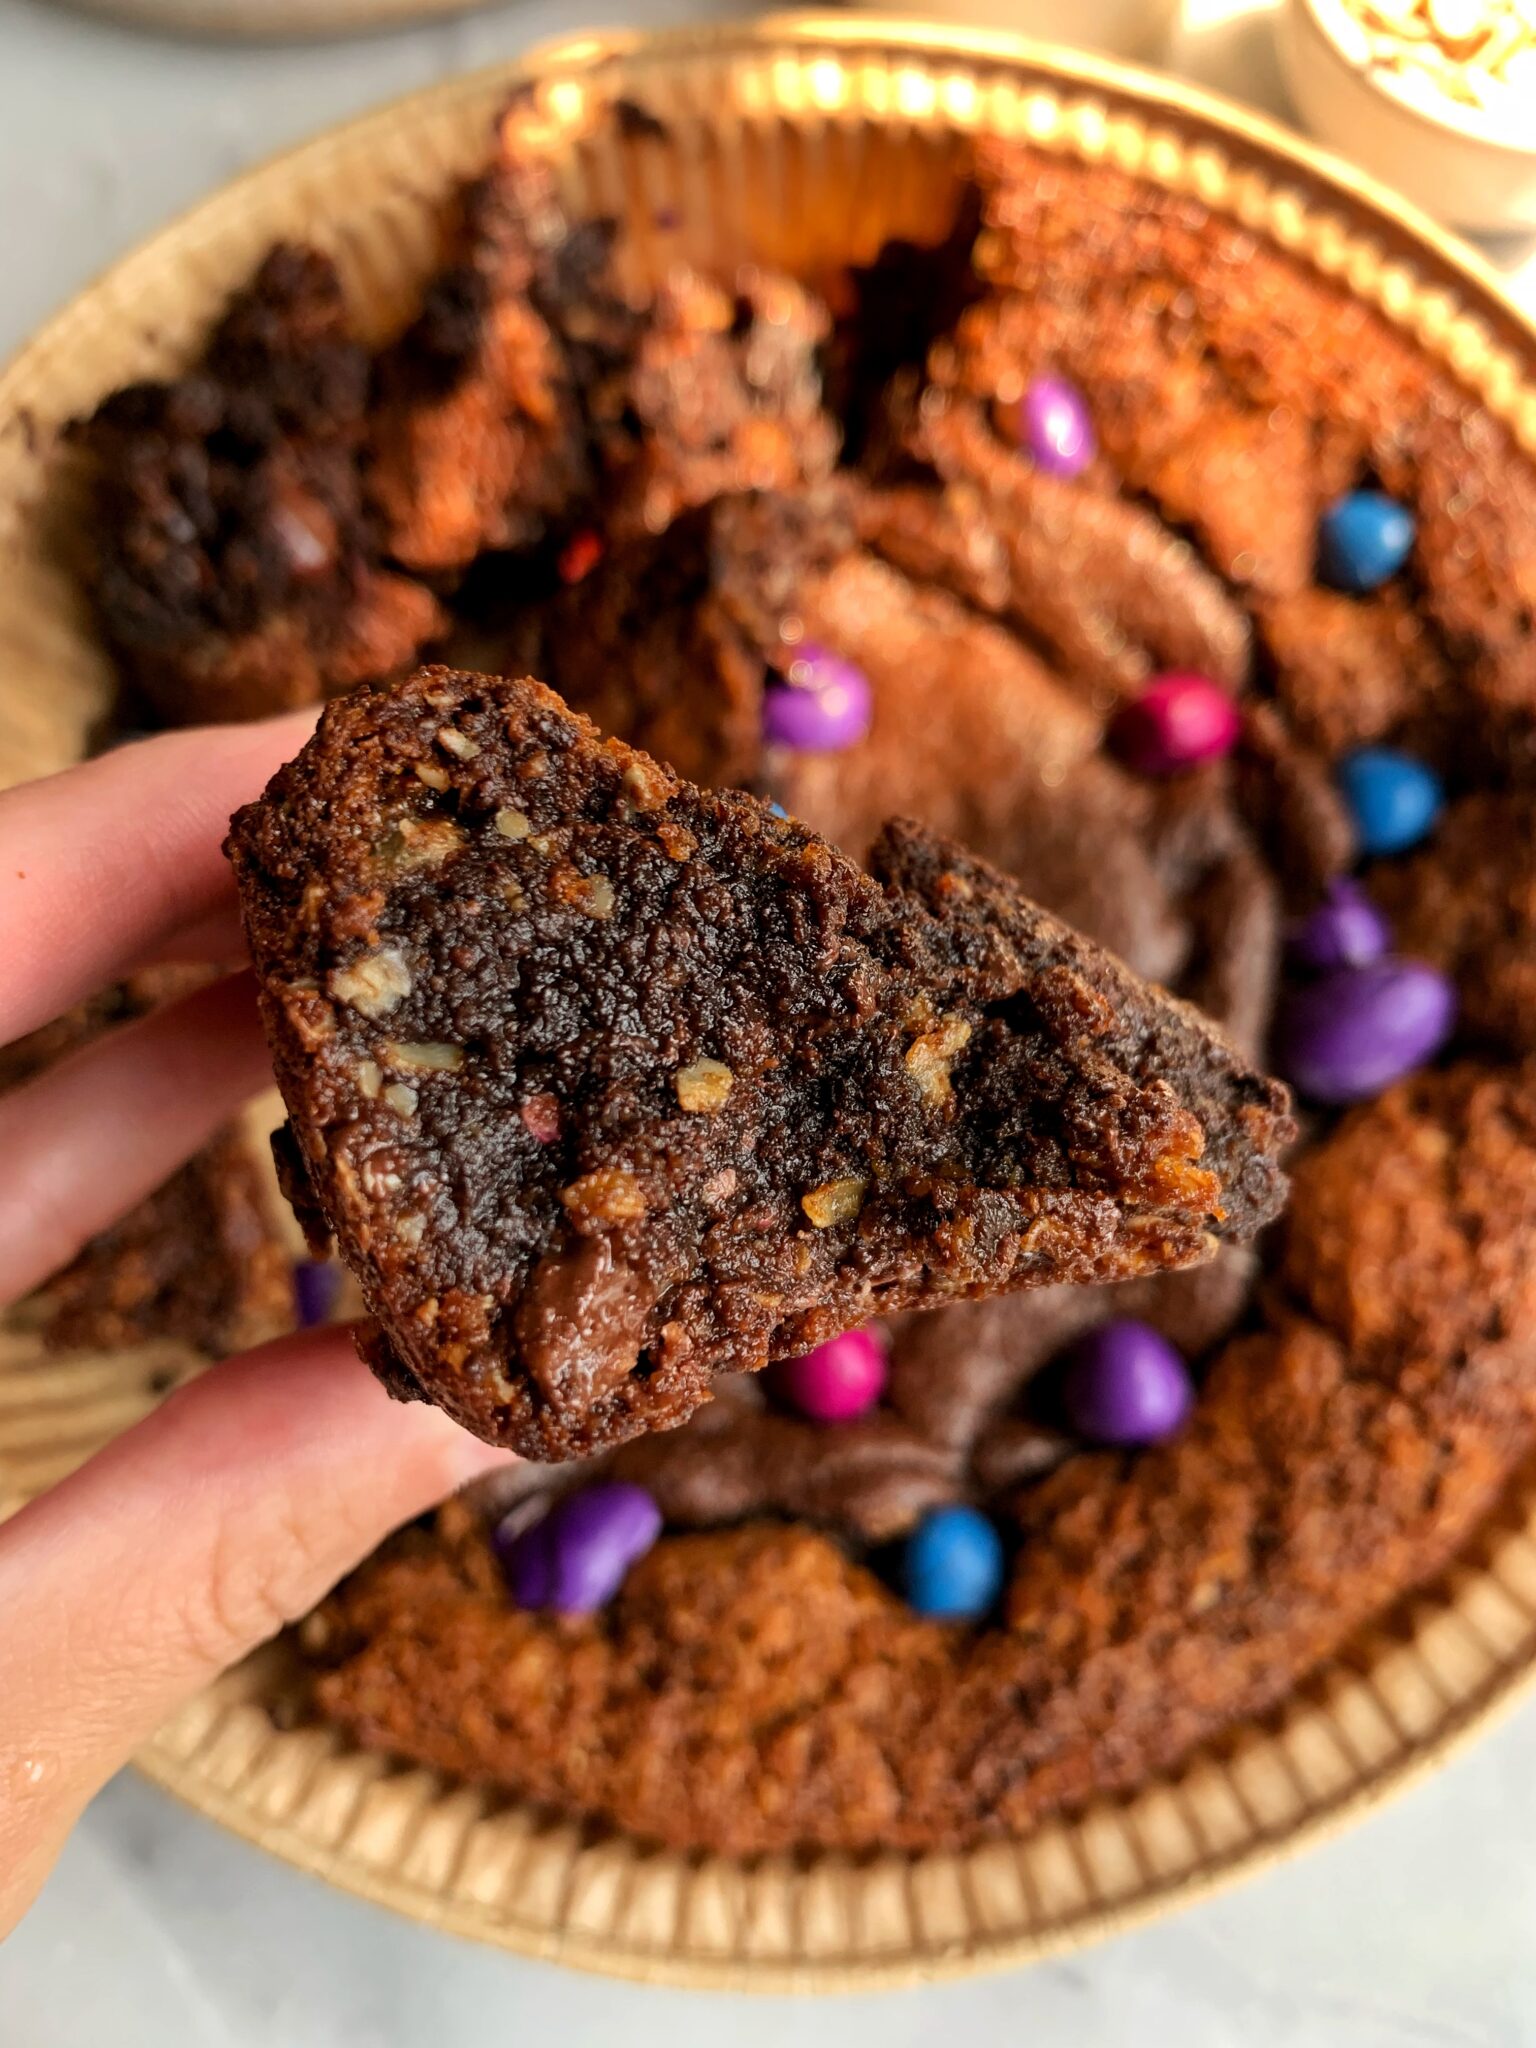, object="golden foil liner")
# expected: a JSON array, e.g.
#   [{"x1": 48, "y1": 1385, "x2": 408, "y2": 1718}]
[{"x1": 5, "y1": 14, "x2": 1536, "y2": 1991}]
